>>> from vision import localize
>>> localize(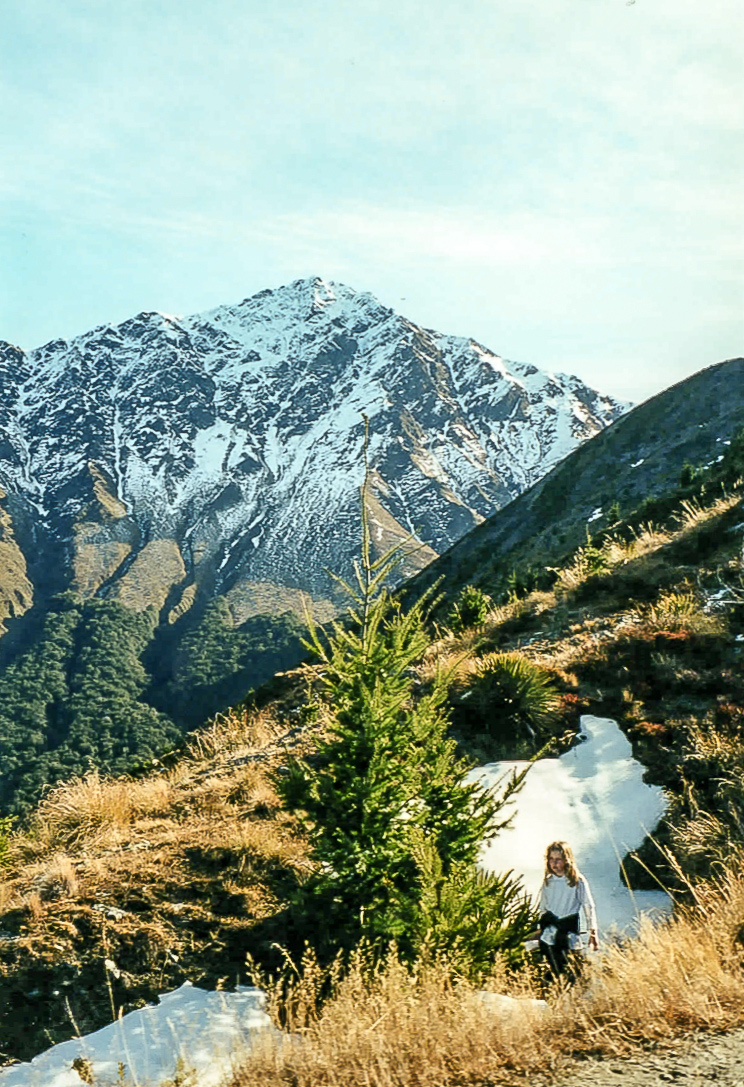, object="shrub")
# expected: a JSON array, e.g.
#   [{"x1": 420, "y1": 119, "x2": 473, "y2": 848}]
[
  {"x1": 447, "y1": 585, "x2": 493, "y2": 634},
  {"x1": 454, "y1": 653, "x2": 562, "y2": 754},
  {"x1": 551, "y1": 534, "x2": 618, "y2": 594},
  {"x1": 680, "y1": 462, "x2": 703, "y2": 488}
]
